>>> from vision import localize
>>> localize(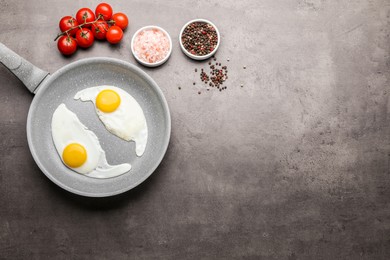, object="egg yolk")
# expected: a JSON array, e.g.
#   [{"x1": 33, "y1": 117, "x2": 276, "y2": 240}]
[
  {"x1": 62, "y1": 143, "x2": 87, "y2": 168},
  {"x1": 96, "y1": 89, "x2": 121, "y2": 113}
]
